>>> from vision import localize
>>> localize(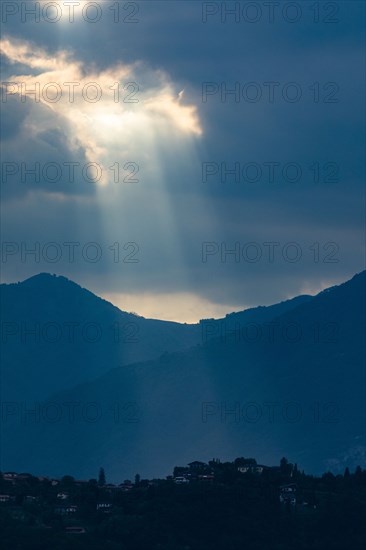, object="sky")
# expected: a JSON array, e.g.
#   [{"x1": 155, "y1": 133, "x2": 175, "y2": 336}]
[{"x1": 1, "y1": 0, "x2": 365, "y2": 322}]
